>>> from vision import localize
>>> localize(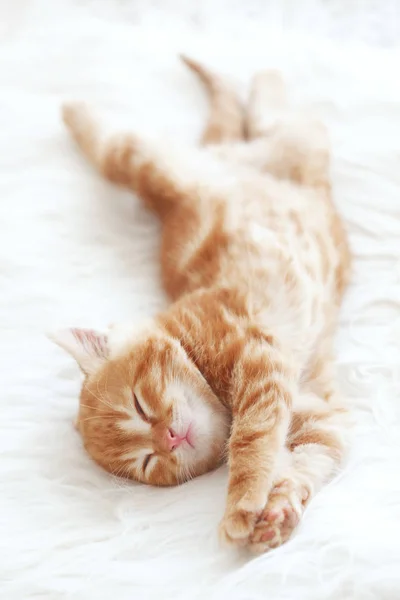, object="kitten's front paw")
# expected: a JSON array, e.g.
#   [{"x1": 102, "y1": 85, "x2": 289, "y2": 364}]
[
  {"x1": 219, "y1": 491, "x2": 266, "y2": 547},
  {"x1": 249, "y1": 480, "x2": 309, "y2": 553},
  {"x1": 219, "y1": 508, "x2": 260, "y2": 548}
]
